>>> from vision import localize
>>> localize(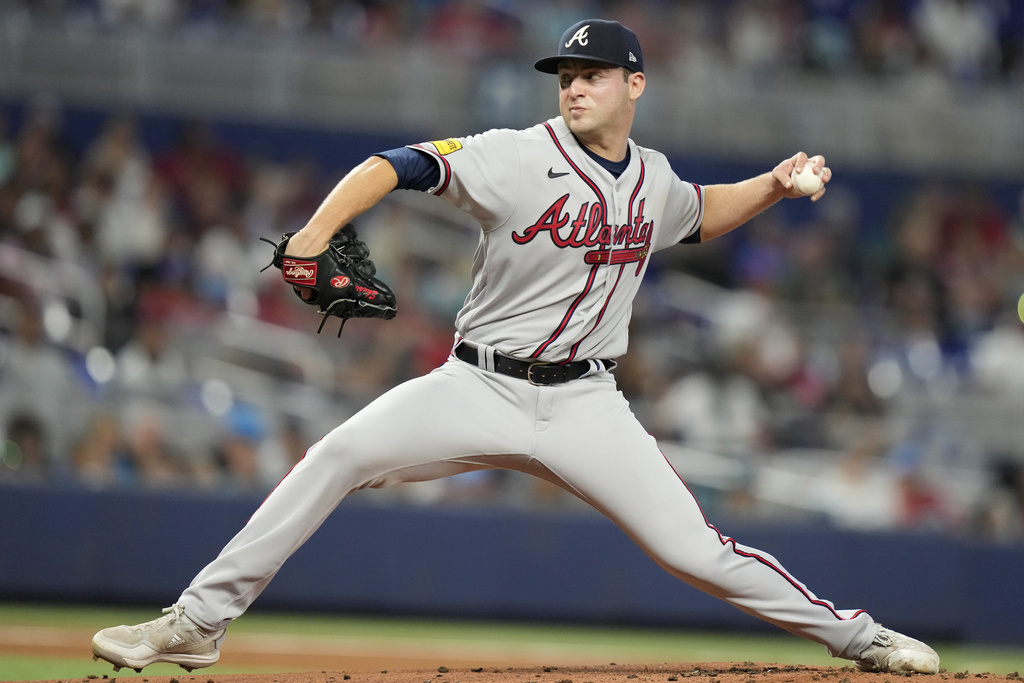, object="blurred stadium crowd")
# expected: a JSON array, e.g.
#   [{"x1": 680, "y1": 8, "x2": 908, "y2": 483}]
[
  {"x1": 5, "y1": 0, "x2": 1024, "y2": 88},
  {"x1": 6, "y1": 0, "x2": 1024, "y2": 88},
  {"x1": 2, "y1": 0, "x2": 1024, "y2": 545}
]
